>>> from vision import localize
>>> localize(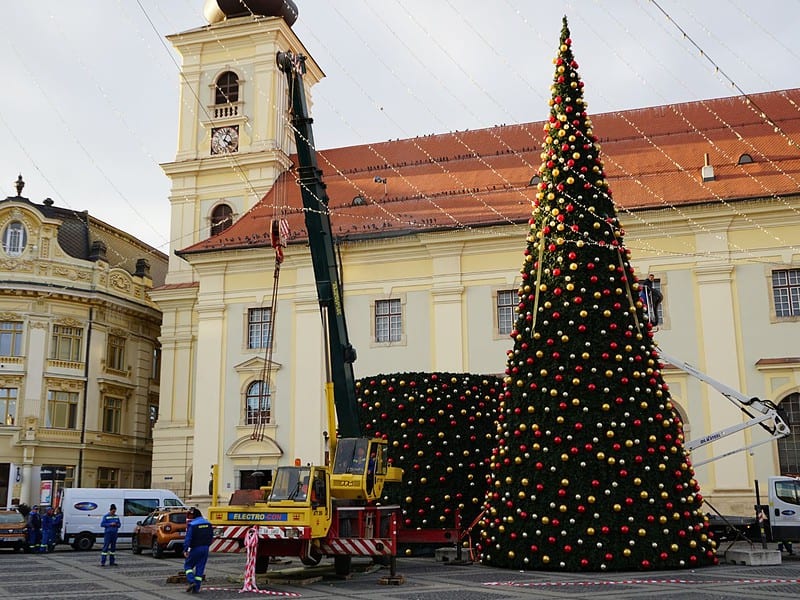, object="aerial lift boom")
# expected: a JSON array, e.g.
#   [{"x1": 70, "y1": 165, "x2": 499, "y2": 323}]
[{"x1": 657, "y1": 349, "x2": 790, "y2": 467}]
